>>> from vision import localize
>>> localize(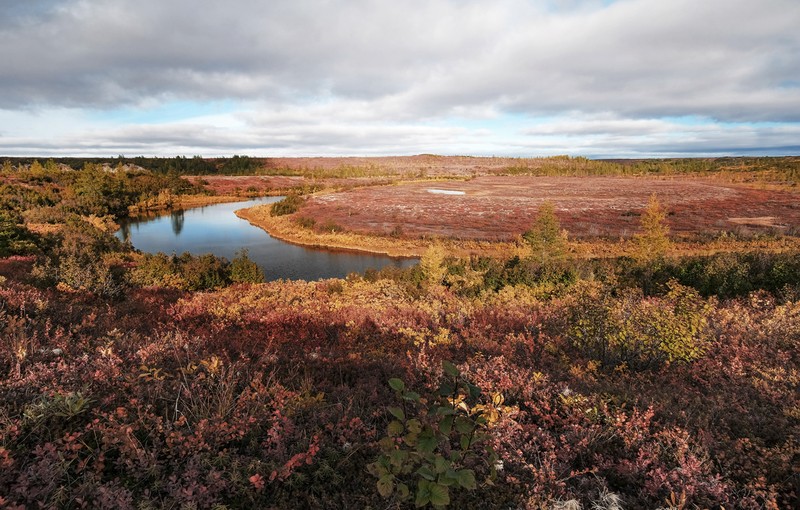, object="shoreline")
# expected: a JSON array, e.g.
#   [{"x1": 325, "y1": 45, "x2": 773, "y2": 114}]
[
  {"x1": 234, "y1": 205, "x2": 524, "y2": 259},
  {"x1": 234, "y1": 205, "x2": 426, "y2": 258},
  {"x1": 236, "y1": 203, "x2": 800, "y2": 261},
  {"x1": 127, "y1": 194, "x2": 261, "y2": 219}
]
